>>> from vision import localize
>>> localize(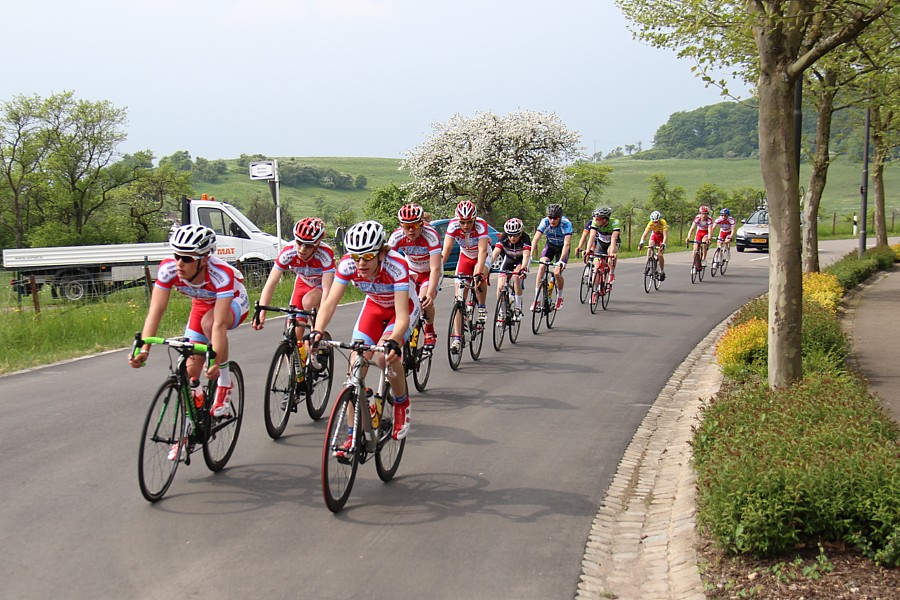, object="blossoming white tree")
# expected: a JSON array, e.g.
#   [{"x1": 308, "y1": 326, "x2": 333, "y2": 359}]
[{"x1": 401, "y1": 111, "x2": 583, "y2": 222}]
